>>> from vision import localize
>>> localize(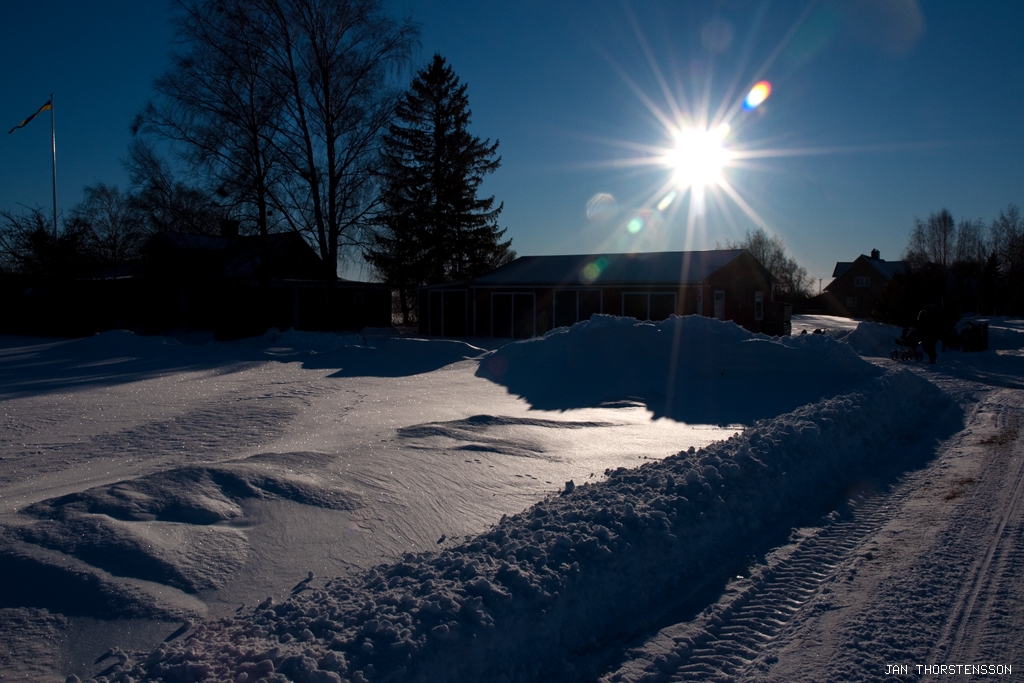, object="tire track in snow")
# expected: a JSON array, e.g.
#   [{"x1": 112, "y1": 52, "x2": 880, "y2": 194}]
[
  {"x1": 927, "y1": 397, "x2": 1024, "y2": 670},
  {"x1": 603, "y1": 487, "x2": 912, "y2": 683}
]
